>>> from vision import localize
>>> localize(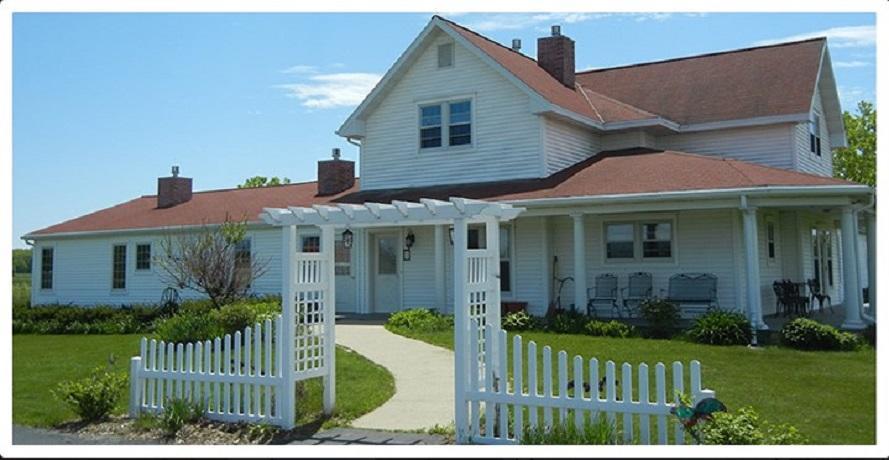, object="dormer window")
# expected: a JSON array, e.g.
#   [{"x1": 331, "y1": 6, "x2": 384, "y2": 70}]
[
  {"x1": 419, "y1": 99, "x2": 473, "y2": 150},
  {"x1": 809, "y1": 112, "x2": 822, "y2": 156},
  {"x1": 437, "y1": 43, "x2": 454, "y2": 68}
]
